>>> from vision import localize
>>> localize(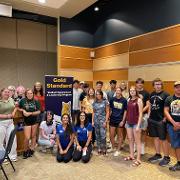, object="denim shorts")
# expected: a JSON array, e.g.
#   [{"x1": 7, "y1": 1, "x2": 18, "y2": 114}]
[
  {"x1": 167, "y1": 123, "x2": 180, "y2": 148},
  {"x1": 125, "y1": 123, "x2": 142, "y2": 129}
]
